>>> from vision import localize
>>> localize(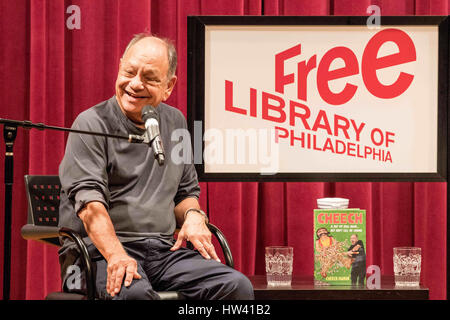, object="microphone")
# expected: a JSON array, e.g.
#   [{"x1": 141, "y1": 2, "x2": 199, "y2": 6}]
[{"x1": 141, "y1": 105, "x2": 165, "y2": 166}]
